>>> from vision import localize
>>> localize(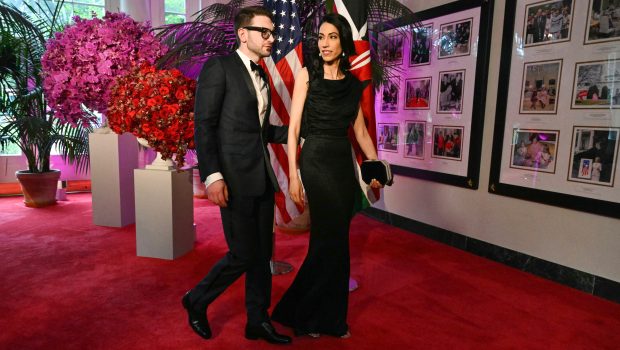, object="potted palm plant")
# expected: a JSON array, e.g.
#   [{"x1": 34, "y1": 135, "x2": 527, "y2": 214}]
[{"x1": 0, "y1": 1, "x2": 91, "y2": 207}]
